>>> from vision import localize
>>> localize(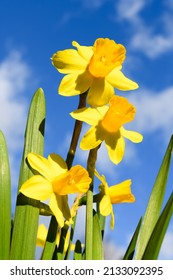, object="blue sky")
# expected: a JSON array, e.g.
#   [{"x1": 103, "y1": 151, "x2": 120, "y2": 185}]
[{"x1": 1, "y1": 0, "x2": 173, "y2": 259}]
